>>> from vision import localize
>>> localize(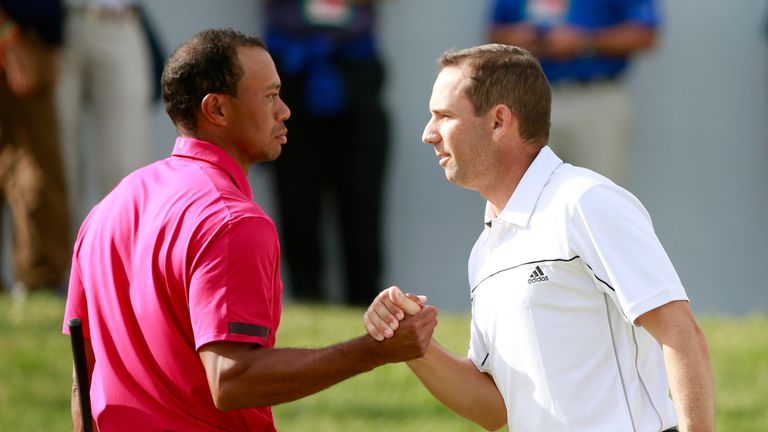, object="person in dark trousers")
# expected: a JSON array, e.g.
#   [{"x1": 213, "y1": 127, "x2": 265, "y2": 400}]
[{"x1": 264, "y1": 0, "x2": 390, "y2": 306}]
